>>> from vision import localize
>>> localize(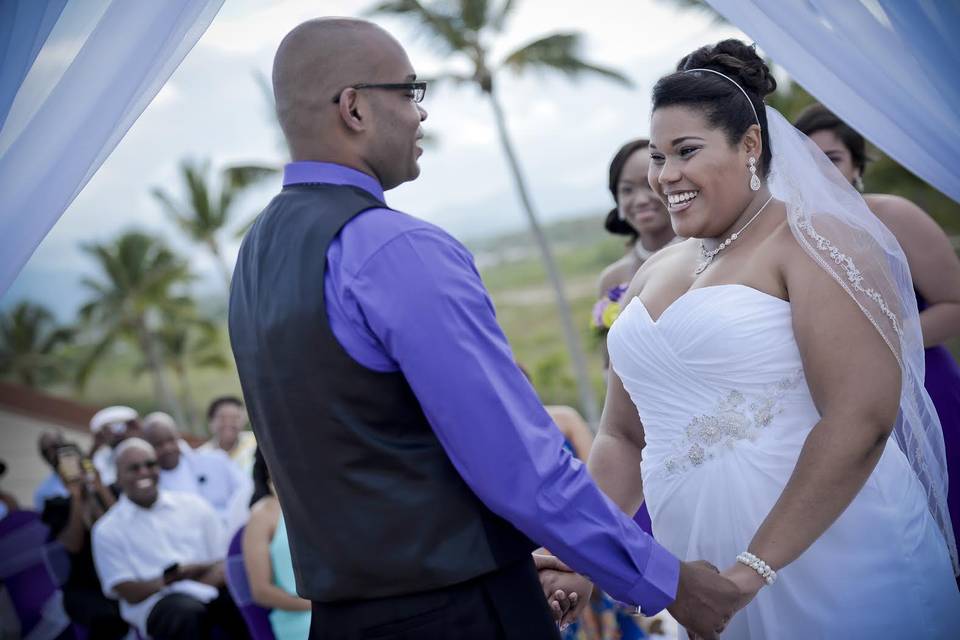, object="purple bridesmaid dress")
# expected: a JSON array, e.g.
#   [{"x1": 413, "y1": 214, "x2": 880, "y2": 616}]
[{"x1": 918, "y1": 293, "x2": 960, "y2": 543}]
